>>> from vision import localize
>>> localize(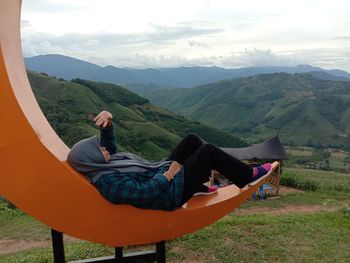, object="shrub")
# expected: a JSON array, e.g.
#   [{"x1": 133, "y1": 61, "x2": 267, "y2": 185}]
[{"x1": 0, "y1": 196, "x2": 16, "y2": 210}]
